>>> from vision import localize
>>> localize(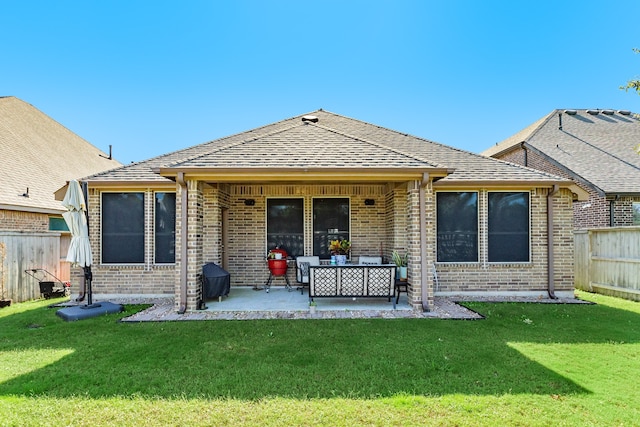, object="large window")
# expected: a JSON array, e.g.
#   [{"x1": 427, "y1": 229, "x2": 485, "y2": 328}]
[
  {"x1": 155, "y1": 192, "x2": 176, "y2": 264},
  {"x1": 436, "y1": 192, "x2": 478, "y2": 262},
  {"x1": 313, "y1": 198, "x2": 350, "y2": 258},
  {"x1": 488, "y1": 192, "x2": 530, "y2": 262},
  {"x1": 267, "y1": 198, "x2": 304, "y2": 257},
  {"x1": 102, "y1": 193, "x2": 145, "y2": 264}
]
